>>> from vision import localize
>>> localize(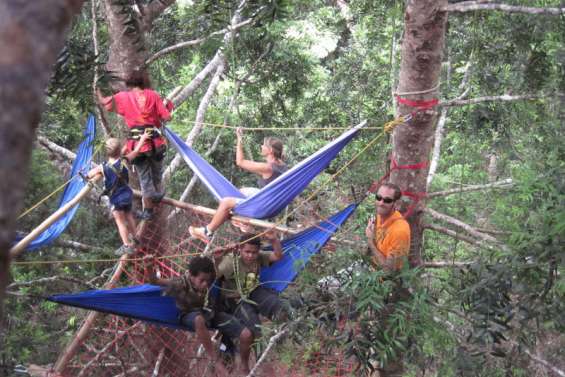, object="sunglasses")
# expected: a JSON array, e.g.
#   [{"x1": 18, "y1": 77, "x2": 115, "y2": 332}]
[{"x1": 375, "y1": 194, "x2": 395, "y2": 204}]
